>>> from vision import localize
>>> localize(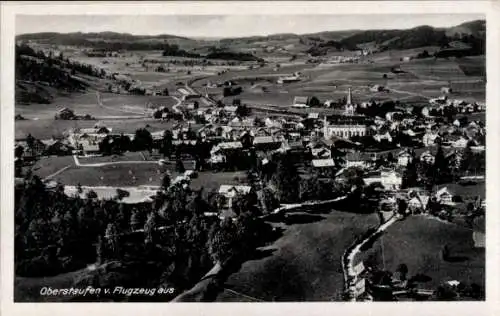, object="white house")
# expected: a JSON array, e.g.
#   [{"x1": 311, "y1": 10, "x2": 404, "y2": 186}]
[
  {"x1": 420, "y1": 151, "x2": 435, "y2": 165},
  {"x1": 422, "y1": 132, "x2": 439, "y2": 146},
  {"x1": 218, "y1": 185, "x2": 253, "y2": 210},
  {"x1": 397, "y1": 150, "x2": 413, "y2": 167},
  {"x1": 373, "y1": 131, "x2": 393, "y2": 143},
  {"x1": 292, "y1": 96, "x2": 309, "y2": 108},
  {"x1": 364, "y1": 169, "x2": 402, "y2": 190},
  {"x1": 435, "y1": 187, "x2": 455, "y2": 205},
  {"x1": 408, "y1": 195, "x2": 430, "y2": 212},
  {"x1": 312, "y1": 158, "x2": 335, "y2": 169}
]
